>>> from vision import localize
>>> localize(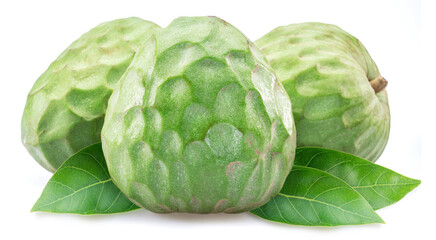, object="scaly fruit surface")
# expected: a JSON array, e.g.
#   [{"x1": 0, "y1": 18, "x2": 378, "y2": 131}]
[
  {"x1": 101, "y1": 16, "x2": 296, "y2": 213},
  {"x1": 256, "y1": 22, "x2": 390, "y2": 162},
  {"x1": 22, "y1": 17, "x2": 161, "y2": 172}
]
